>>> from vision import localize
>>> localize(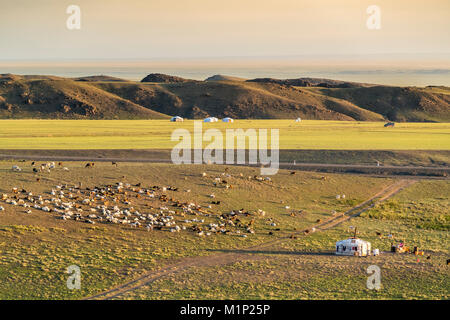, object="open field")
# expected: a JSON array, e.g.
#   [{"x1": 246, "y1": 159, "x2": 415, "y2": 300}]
[
  {"x1": 118, "y1": 179, "x2": 450, "y2": 300},
  {"x1": 0, "y1": 161, "x2": 448, "y2": 299},
  {"x1": 0, "y1": 120, "x2": 449, "y2": 150}
]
